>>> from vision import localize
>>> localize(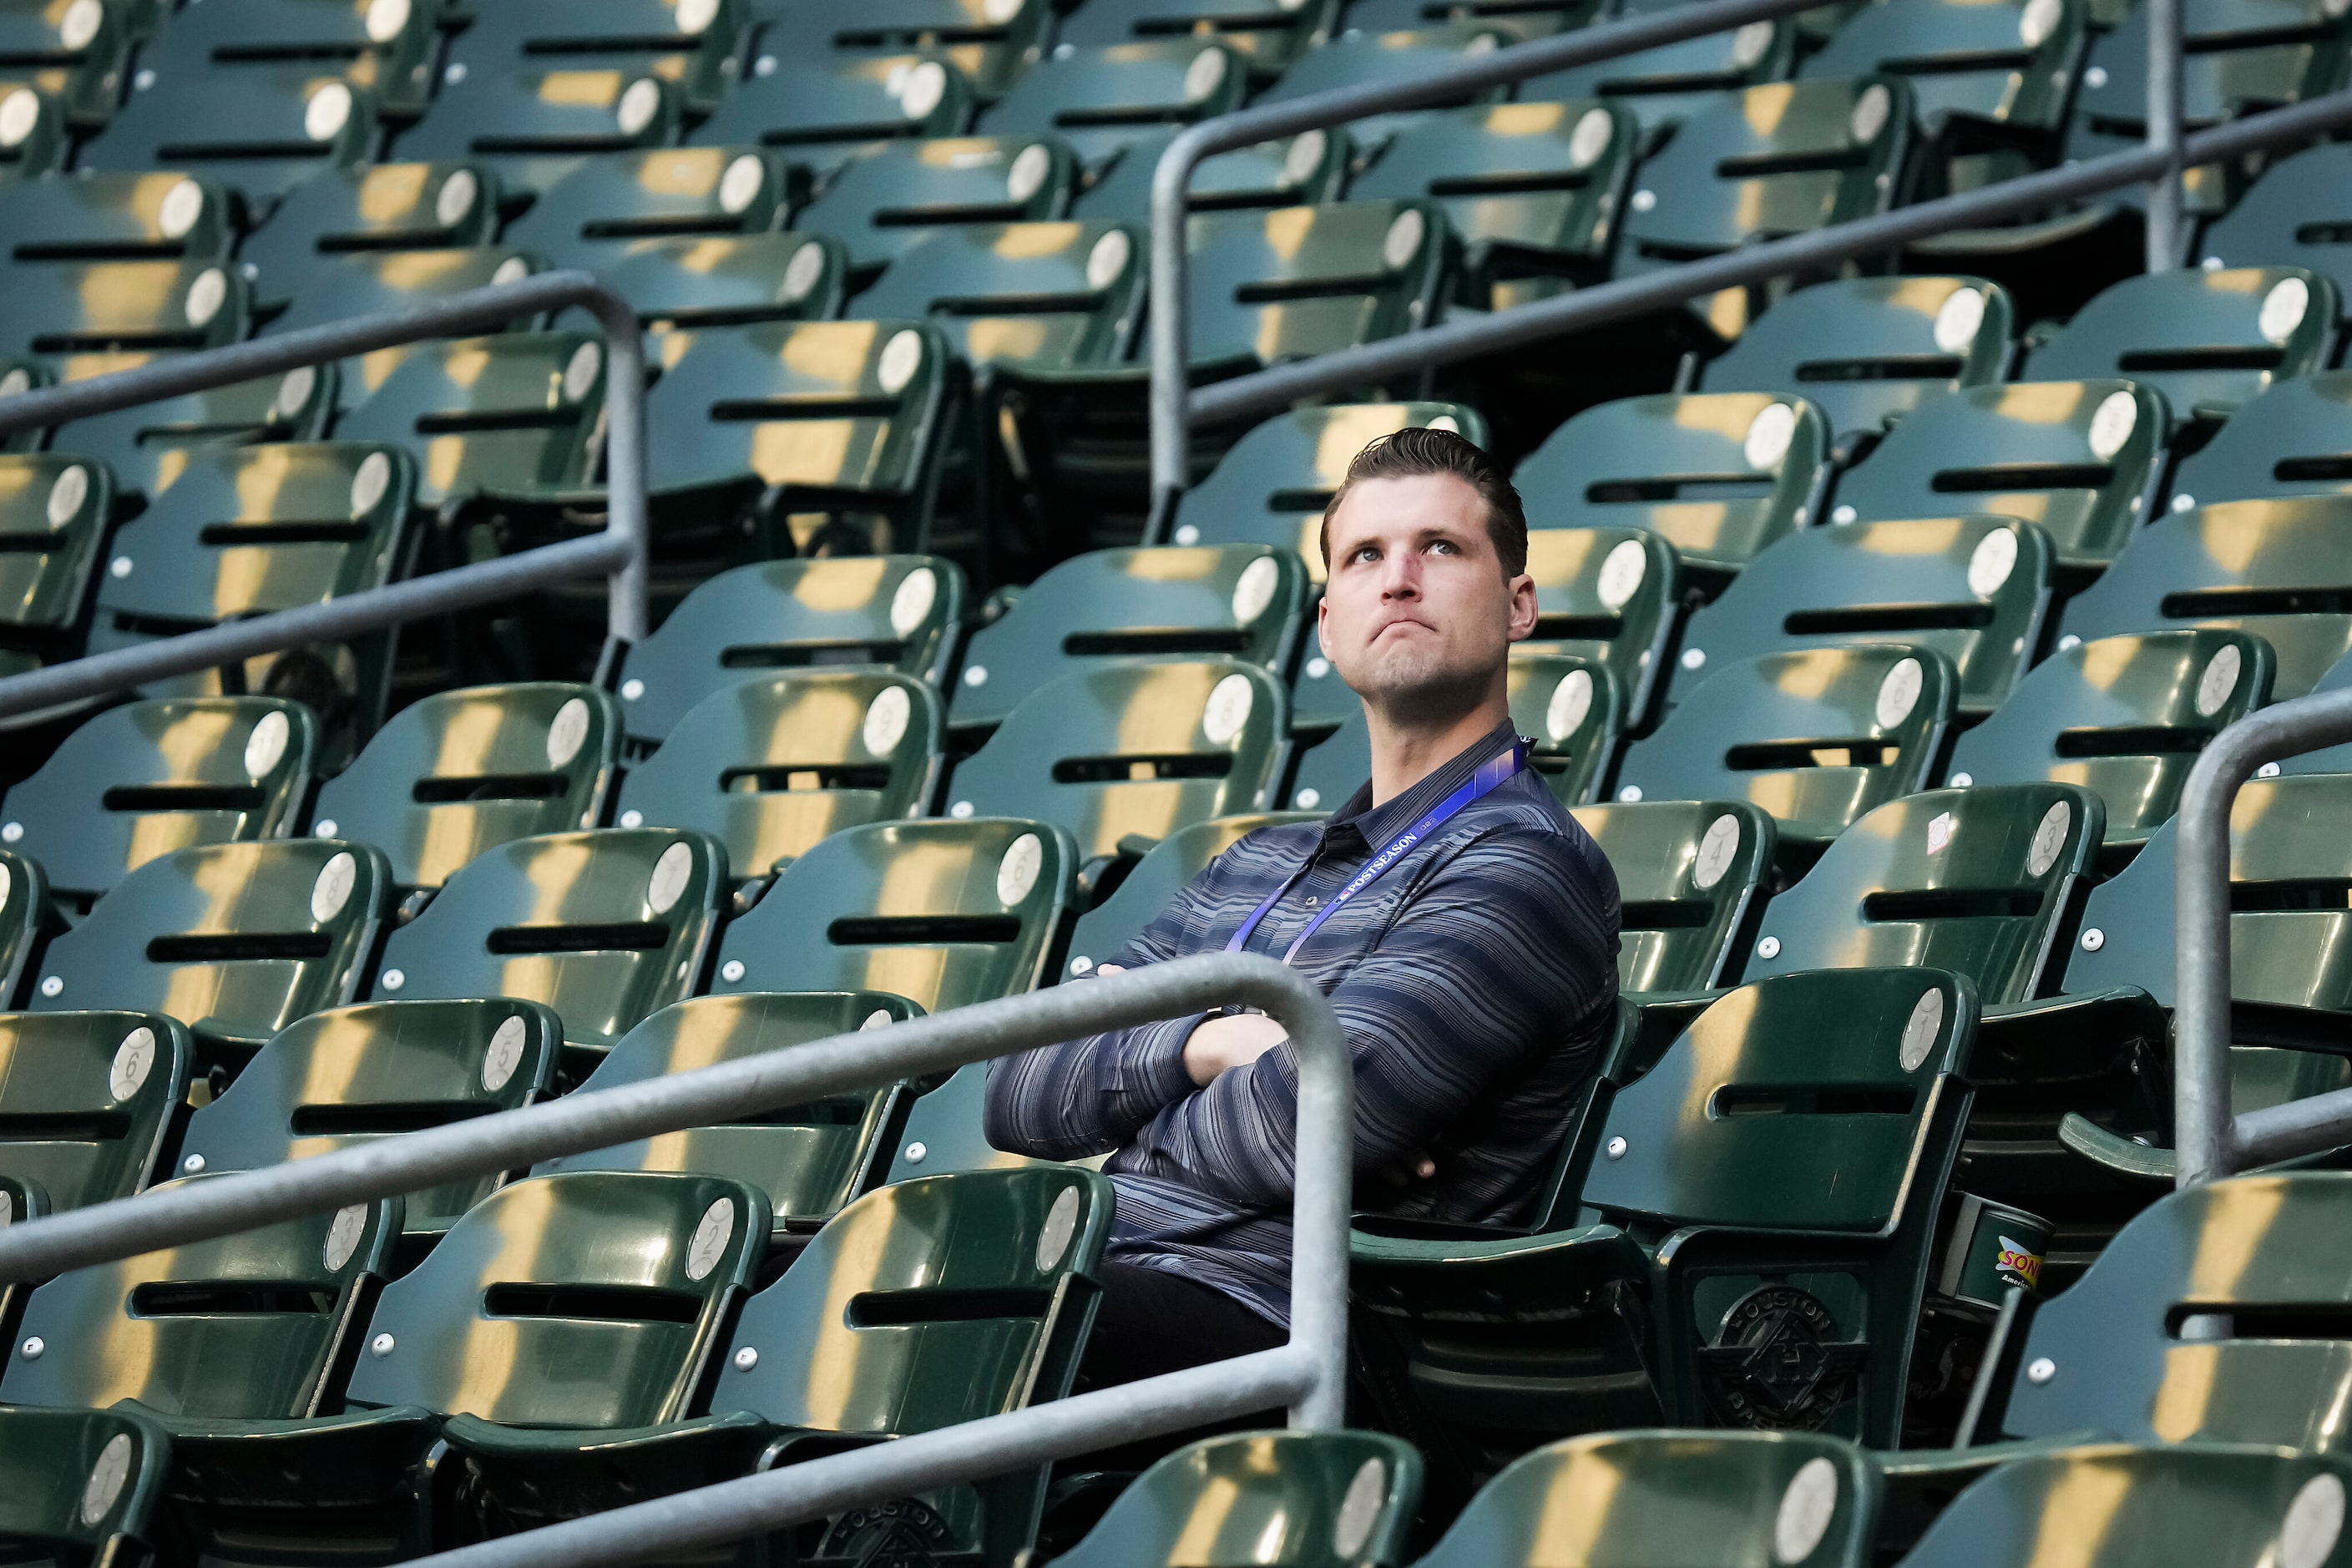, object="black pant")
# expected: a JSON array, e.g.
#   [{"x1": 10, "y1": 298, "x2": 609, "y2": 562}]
[{"x1": 1064, "y1": 1262, "x2": 1288, "y2": 1473}]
